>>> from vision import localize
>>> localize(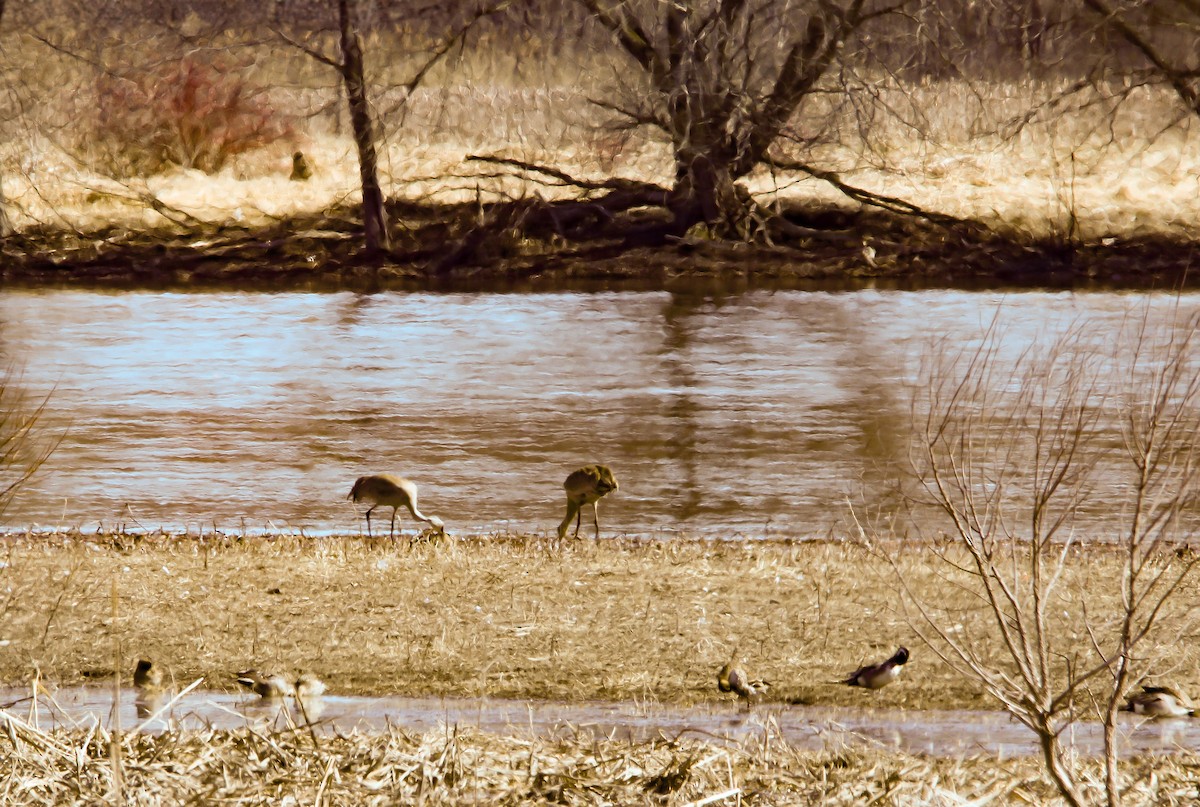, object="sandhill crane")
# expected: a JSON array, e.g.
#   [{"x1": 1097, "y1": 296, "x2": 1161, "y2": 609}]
[
  {"x1": 840, "y1": 646, "x2": 910, "y2": 689},
  {"x1": 557, "y1": 465, "x2": 618, "y2": 540},
  {"x1": 348, "y1": 473, "x2": 445, "y2": 540},
  {"x1": 1123, "y1": 684, "x2": 1195, "y2": 718}
]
